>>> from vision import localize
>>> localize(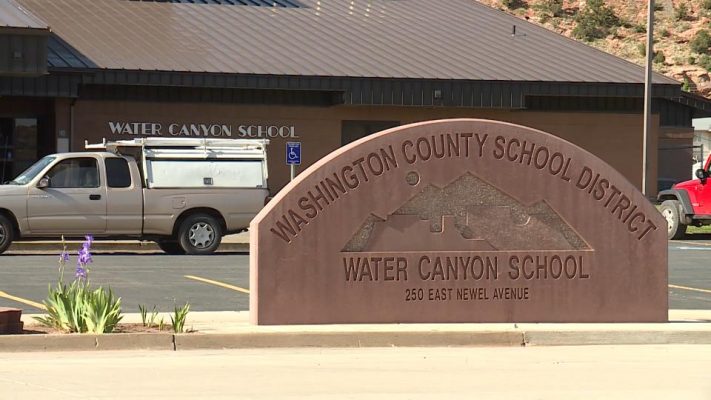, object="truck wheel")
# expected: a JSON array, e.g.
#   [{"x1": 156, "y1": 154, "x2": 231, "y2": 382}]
[
  {"x1": 178, "y1": 214, "x2": 222, "y2": 255},
  {"x1": 0, "y1": 215, "x2": 13, "y2": 254},
  {"x1": 157, "y1": 241, "x2": 186, "y2": 255},
  {"x1": 661, "y1": 200, "x2": 687, "y2": 240}
]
